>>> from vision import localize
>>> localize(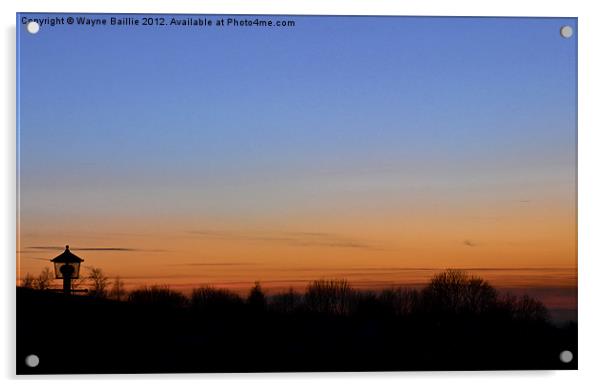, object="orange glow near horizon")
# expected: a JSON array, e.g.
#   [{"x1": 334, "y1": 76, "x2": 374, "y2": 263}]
[{"x1": 17, "y1": 192, "x2": 577, "y2": 309}]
